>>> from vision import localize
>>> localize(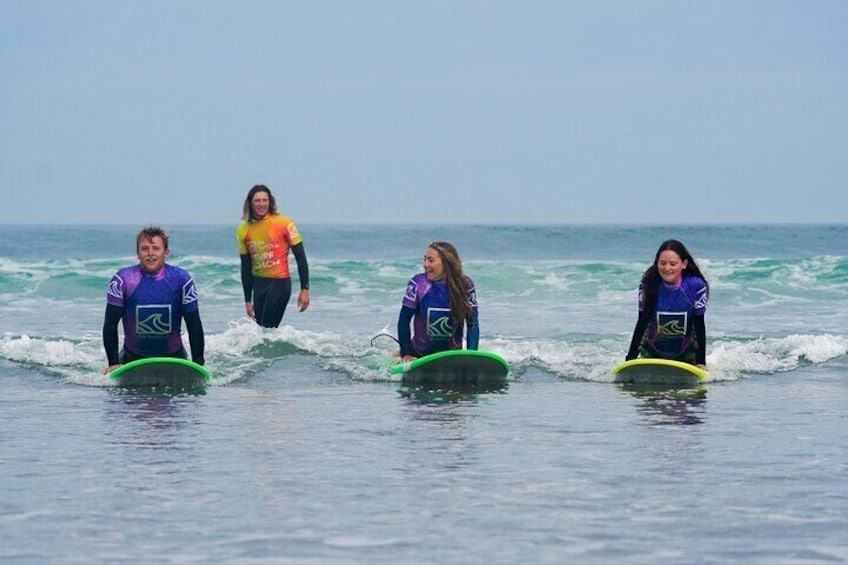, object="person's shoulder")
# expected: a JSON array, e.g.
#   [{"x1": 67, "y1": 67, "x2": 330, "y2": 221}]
[
  {"x1": 271, "y1": 213, "x2": 296, "y2": 226},
  {"x1": 683, "y1": 274, "x2": 707, "y2": 290},
  {"x1": 164, "y1": 263, "x2": 193, "y2": 279},
  {"x1": 113, "y1": 264, "x2": 139, "y2": 278},
  {"x1": 406, "y1": 273, "x2": 430, "y2": 291}
]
